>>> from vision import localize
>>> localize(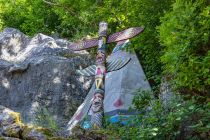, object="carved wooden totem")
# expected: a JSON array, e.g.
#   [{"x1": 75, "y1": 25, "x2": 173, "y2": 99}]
[
  {"x1": 91, "y1": 22, "x2": 107, "y2": 127},
  {"x1": 68, "y1": 22, "x2": 144, "y2": 128}
]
